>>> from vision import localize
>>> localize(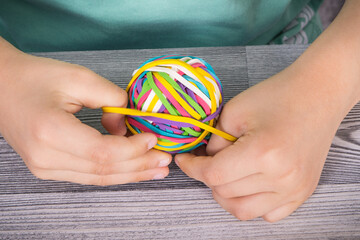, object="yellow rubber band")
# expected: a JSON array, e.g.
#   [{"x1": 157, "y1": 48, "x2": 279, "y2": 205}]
[{"x1": 103, "y1": 107, "x2": 237, "y2": 142}]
